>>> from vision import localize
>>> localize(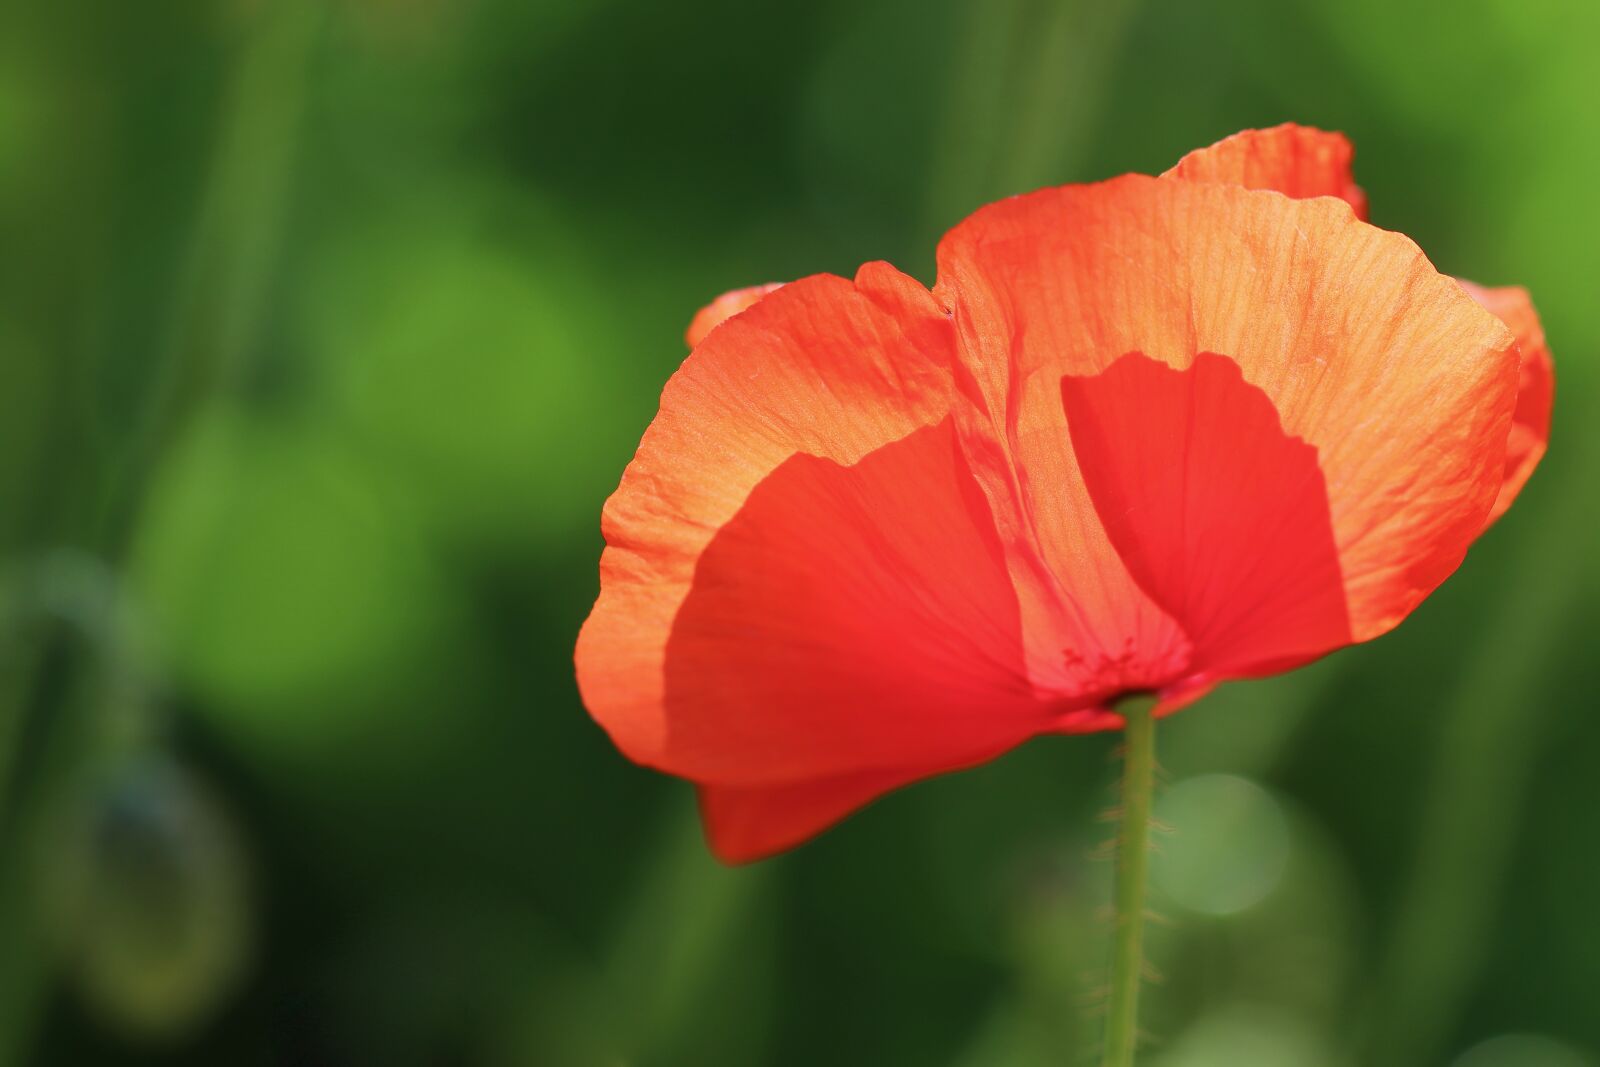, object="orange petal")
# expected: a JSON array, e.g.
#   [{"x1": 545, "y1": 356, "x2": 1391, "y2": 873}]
[
  {"x1": 684, "y1": 282, "x2": 783, "y2": 348},
  {"x1": 578, "y1": 263, "x2": 1077, "y2": 795},
  {"x1": 1165, "y1": 127, "x2": 1554, "y2": 527},
  {"x1": 660, "y1": 415, "x2": 1057, "y2": 784},
  {"x1": 934, "y1": 175, "x2": 1517, "y2": 680},
  {"x1": 1457, "y1": 280, "x2": 1554, "y2": 522},
  {"x1": 1164, "y1": 123, "x2": 1369, "y2": 220}
]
